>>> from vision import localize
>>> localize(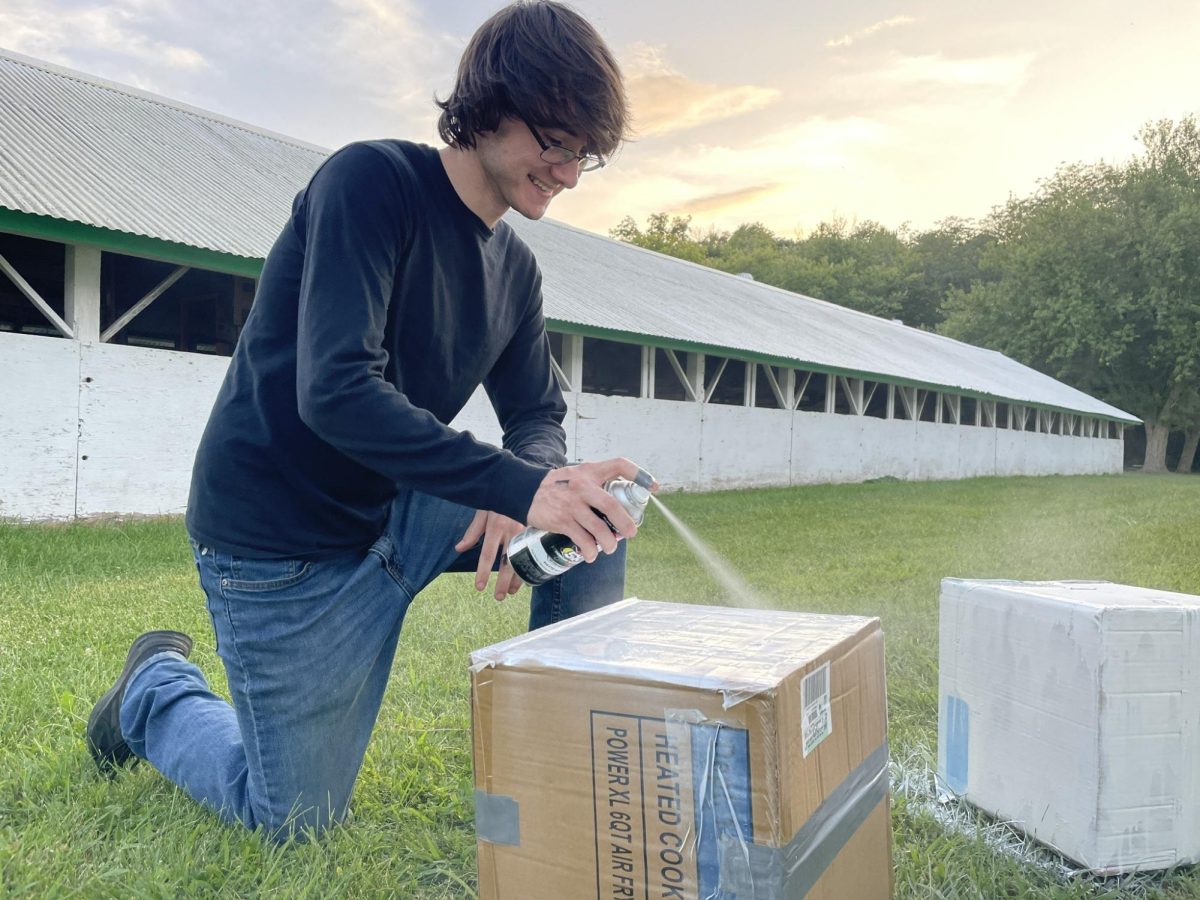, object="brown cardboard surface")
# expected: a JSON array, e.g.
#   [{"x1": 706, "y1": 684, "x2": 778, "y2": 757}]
[{"x1": 471, "y1": 599, "x2": 892, "y2": 899}]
